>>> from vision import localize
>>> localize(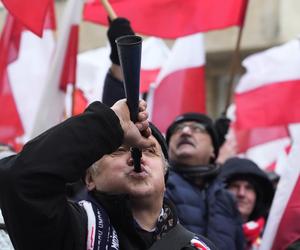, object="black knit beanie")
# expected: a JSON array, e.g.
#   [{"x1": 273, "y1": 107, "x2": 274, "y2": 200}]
[
  {"x1": 150, "y1": 122, "x2": 168, "y2": 161},
  {"x1": 150, "y1": 122, "x2": 169, "y2": 182},
  {"x1": 166, "y1": 113, "x2": 219, "y2": 159}
]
